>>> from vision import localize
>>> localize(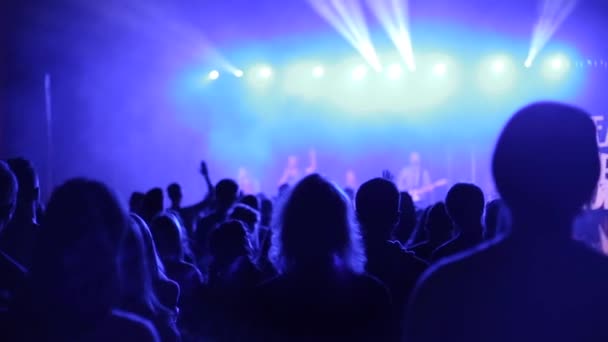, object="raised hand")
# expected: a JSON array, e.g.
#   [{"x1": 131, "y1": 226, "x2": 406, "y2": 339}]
[
  {"x1": 200, "y1": 161, "x2": 209, "y2": 177},
  {"x1": 382, "y1": 169, "x2": 395, "y2": 182}
]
